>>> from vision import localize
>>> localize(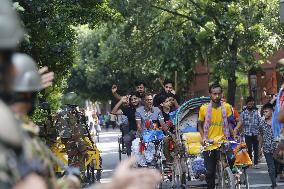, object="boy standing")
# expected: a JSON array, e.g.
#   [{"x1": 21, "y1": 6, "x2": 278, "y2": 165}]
[{"x1": 259, "y1": 103, "x2": 278, "y2": 189}]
